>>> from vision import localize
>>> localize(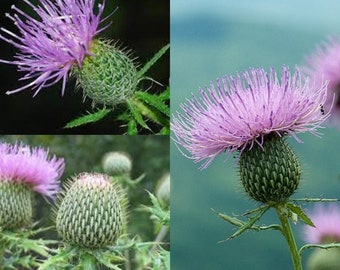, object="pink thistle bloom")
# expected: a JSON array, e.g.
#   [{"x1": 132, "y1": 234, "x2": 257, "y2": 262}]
[
  {"x1": 0, "y1": 142, "x2": 65, "y2": 198},
  {"x1": 303, "y1": 37, "x2": 340, "y2": 127},
  {"x1": 171, "y1": 67, "x2": 329, "y2": 169},
  {"x1": 303, "y1": 204, "x2": 340, "y2": 244},
  {"x1": 0, "y1": 0, "x2": 109, "y2": 96}
]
